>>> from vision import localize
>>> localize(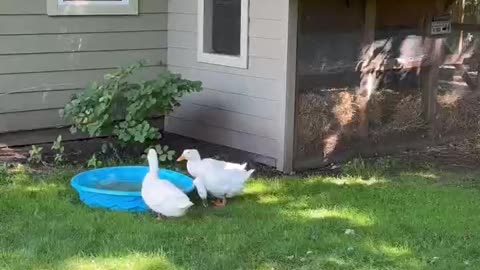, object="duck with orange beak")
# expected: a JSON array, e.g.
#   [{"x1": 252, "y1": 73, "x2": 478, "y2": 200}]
[{"x1": 177, "y1": 149, "x2": 254, "y2": 207}]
